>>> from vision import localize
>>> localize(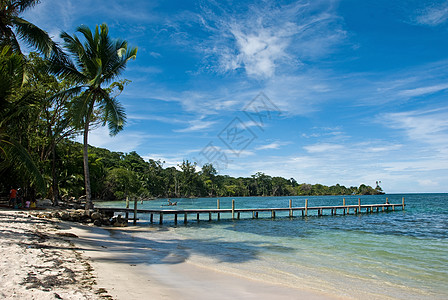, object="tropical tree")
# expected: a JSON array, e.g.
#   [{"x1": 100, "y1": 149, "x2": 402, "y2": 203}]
[
  {"x1": 0, "y1": 46, "x2": 45, "y2": 194},
  {"x1": 0, "y1": 0, "x2": 59, "y2": 56},
  {"x1": 49, "y1": 23, "x2": 137, "y2": 209}
]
